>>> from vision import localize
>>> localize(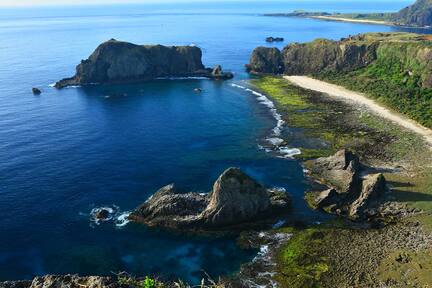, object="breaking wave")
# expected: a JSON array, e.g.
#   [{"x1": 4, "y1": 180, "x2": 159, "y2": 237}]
[{"x1": 231, "y1": 82, "x2": 301, "y2": 159}]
